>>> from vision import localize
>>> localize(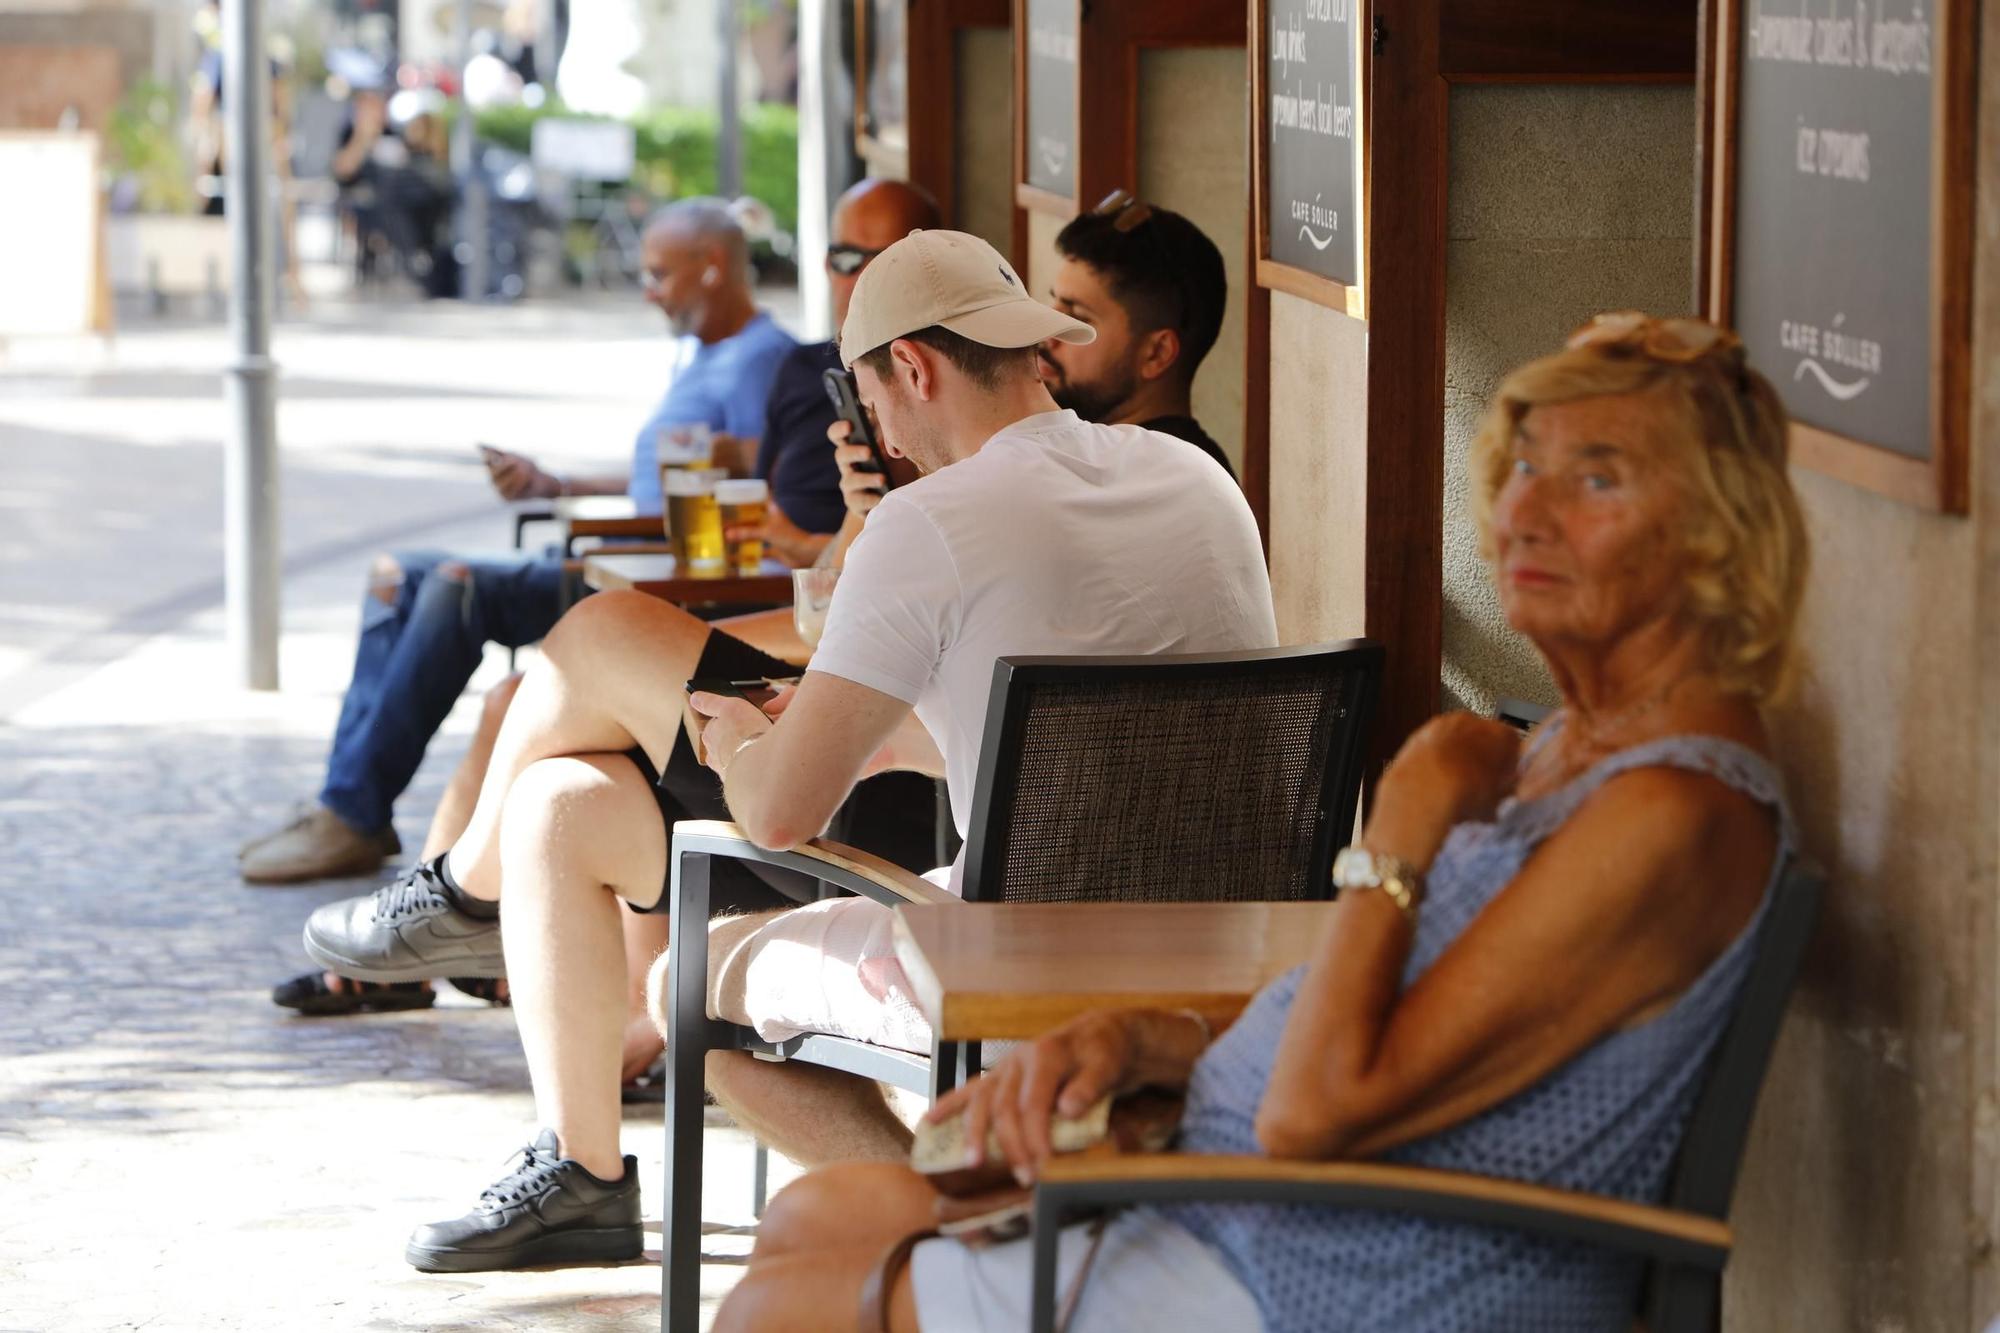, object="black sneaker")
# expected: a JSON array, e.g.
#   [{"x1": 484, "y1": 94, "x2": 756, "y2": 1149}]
[
  {"x1": 301, "y1": 855, "x2": 505, "y2": 983},
  {"x1": 405, "y1": 1130, "x2": 642, "y2": 1273}
]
